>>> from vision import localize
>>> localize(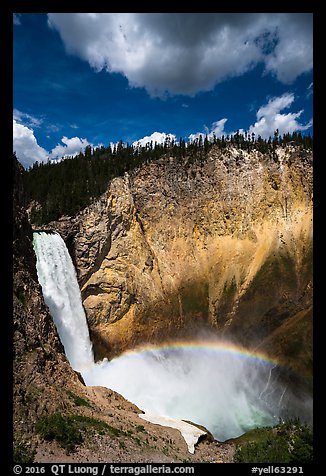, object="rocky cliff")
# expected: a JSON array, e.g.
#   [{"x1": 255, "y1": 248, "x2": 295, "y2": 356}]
[
  {"x1": 14, "y1": 155, "x2": 81, "y2": 459},
  {"x1": 13, "y1": 155, "x2": 236, "y2": 463},
  {"x1": 46, "y1": 144, "x2": 312, "y2": 380}
]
